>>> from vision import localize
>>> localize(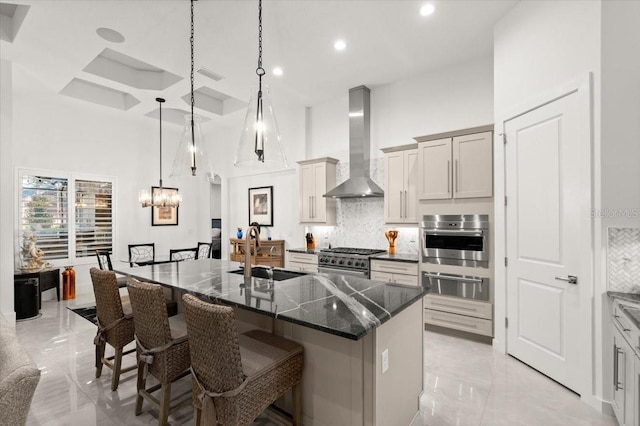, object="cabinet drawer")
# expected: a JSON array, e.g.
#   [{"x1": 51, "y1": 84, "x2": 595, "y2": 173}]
[
  {"x1": 287, "y1": 261, "x2": 318, "y2": 273},
  {"x1": 288, "y1": 252, "x2": 318, "y2": 265},
  {"x1": 614, "y1": 304, "x2": 636, "y2": 343},
  {"x1": 371, "y1": 270, "x2": 418, "y2": 287},
  {"x1": 423, "y1": 294, "x2": 492, "y2": 320},
  {"x1": 370, "y1": 260, "x2": 418, "y2": 275},
  {"x1": 424, "y1": 309, "x2": 493, "y2": 337}
]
